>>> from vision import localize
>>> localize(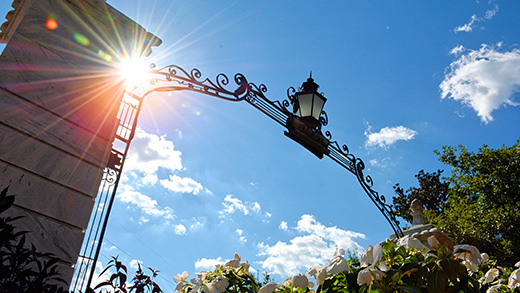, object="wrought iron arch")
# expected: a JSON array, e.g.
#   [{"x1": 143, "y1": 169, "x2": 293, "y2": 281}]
[{"x1": 71, "y1": 64, "x2": 403, "y2": 292}]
